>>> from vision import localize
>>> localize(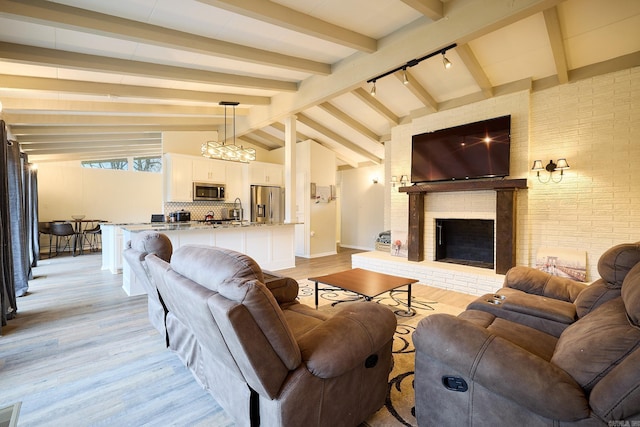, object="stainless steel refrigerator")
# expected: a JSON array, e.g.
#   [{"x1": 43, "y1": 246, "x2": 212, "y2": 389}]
[{"x1": 250, "y1": 185, "x2": 284, "y2": 224}]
